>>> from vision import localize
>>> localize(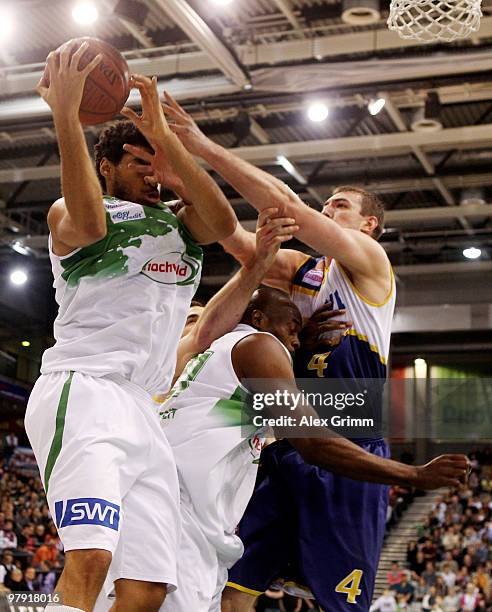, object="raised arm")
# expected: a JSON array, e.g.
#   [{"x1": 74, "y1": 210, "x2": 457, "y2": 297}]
[
  {"x1": 233, "y1": 334, "x2": 469, "y2": 490},
  {"x1": 37, "y1": 42, "x2": 106, "y2": 252},
  {"x1": 121, "y1": 75, "x2": 236, "y2": 244},
  {"x1": 163, "y1": 93, "x2": 388, "y2": 280},
  {"x1": 173, "y1": 211, "x2": 298, "y2": 382}
]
